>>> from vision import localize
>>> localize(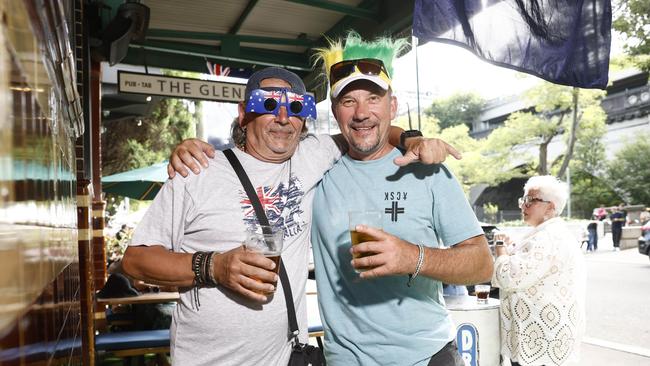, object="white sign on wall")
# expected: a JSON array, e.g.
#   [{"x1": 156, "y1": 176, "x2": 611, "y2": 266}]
[{"x1": 118, "y1": 71, "x2": 246, "y2": 103}]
